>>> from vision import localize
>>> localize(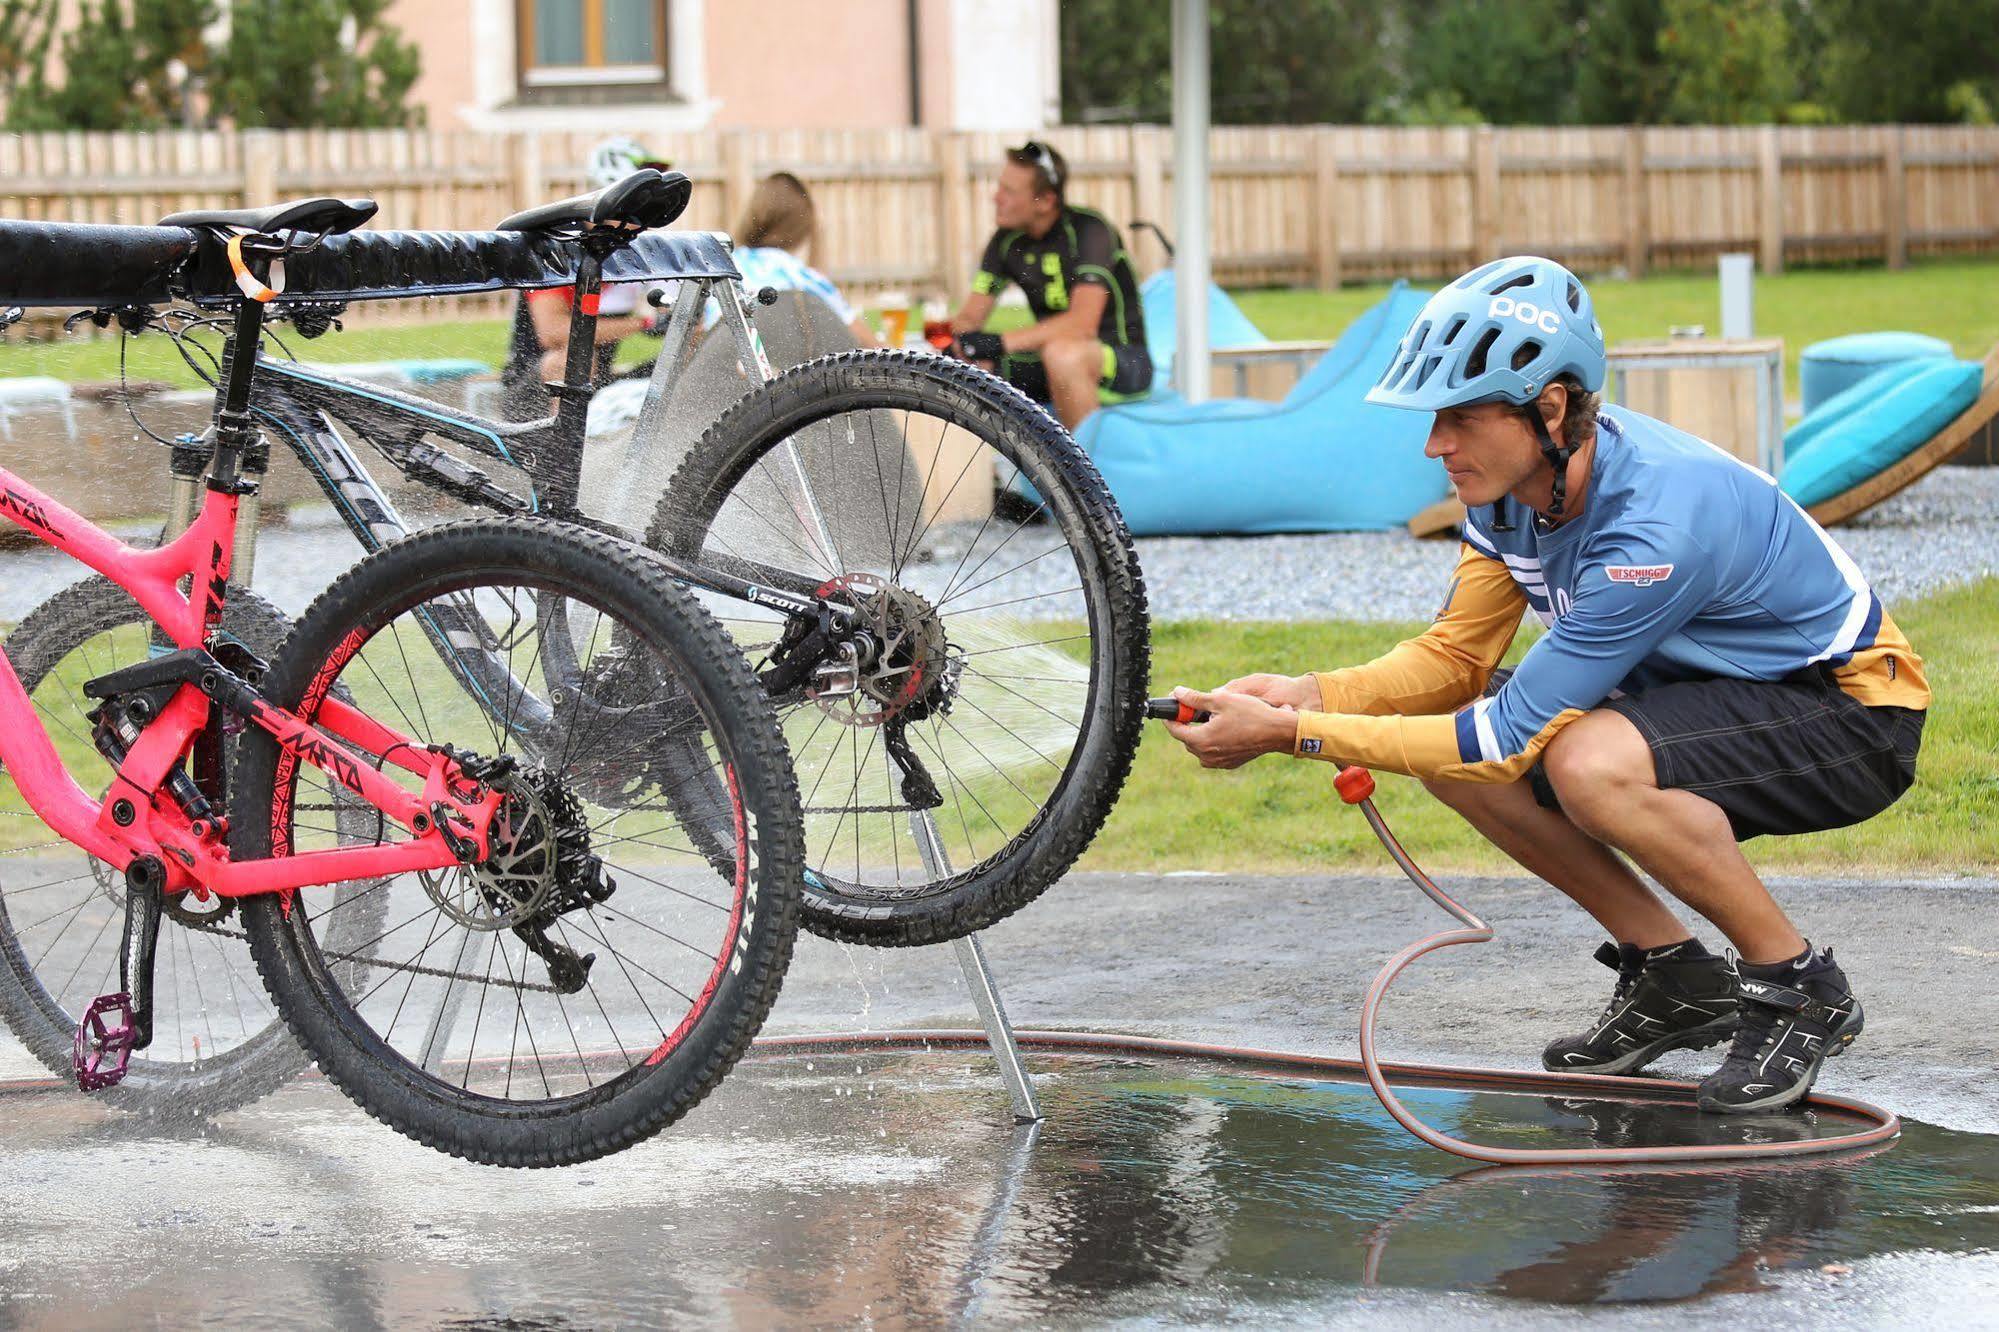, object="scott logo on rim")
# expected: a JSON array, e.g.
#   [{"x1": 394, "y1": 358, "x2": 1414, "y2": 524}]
[
  {"x1": 1606, "y1": 564, "x2": 1675, "y2": 586},
  {"x1": 1488, "y1": 296, "x2": 1563, "y2": 335}
]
